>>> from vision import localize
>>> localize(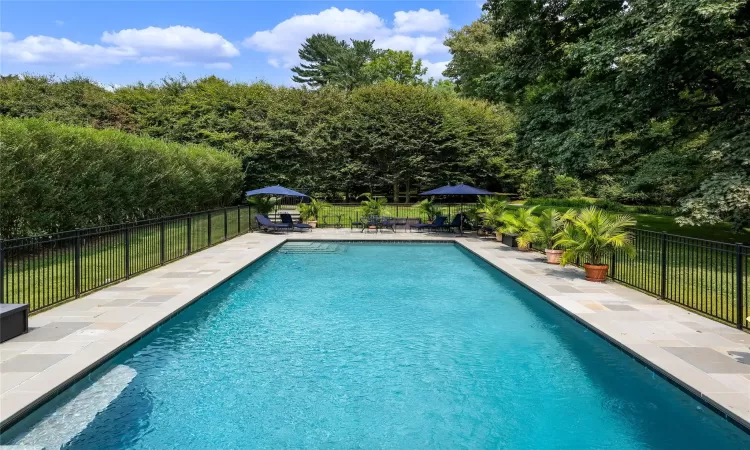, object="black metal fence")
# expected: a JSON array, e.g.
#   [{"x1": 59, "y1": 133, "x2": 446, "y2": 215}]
[
  {"x1": 0, "y1": 205, "x2": 254, "y2": 313},
  {"x1": 1, "y1": 204, "x2": 748, "y2": 331},
  {"x1": 309, "y1": 203, "x2": 464, "y2": 228},
  {"x1": 599, "y1": 229, "x2": 748, "y2": 330}
]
